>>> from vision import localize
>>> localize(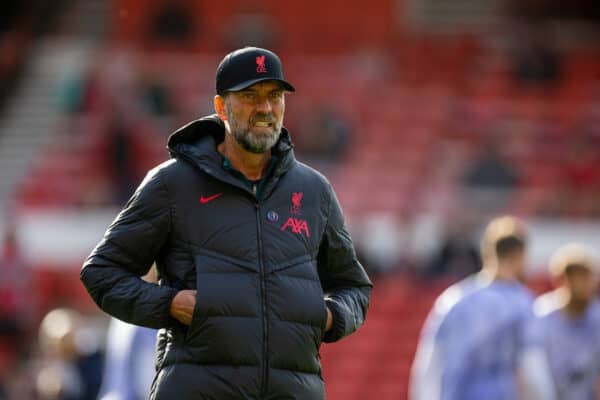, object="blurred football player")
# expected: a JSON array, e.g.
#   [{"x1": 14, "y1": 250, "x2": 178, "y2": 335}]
[
  {"x1": 523, "y1": 244, "x2": 600, "y2": 400},
  {"x1": 410, "y1": 216, "x2": 535, "y2": 400}
]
